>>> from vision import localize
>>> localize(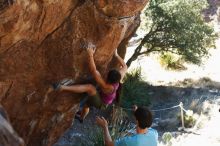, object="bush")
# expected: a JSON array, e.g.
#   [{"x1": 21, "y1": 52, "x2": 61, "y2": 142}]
[
  {"x1": 159, "y1": 53, "x2": 186, "y2": 70},
  {"x1": 177, "y1": 110, "x2": 197, "y2": 128},
  {"x1": 184, "y1": 110, "x2": 197, "y2": 128},
  {"x1": 119, "y1": 68, "x2": 151, "y2": 108},
  {"x1": 162, "y1": 132, "x2": 173, "y2": 146},
  {"x1": 87, "y1": 126, "x2": 105, "y2": 146},
  {"x1": 109, "y1": 106, "x2": 135, "y2": 140}
]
